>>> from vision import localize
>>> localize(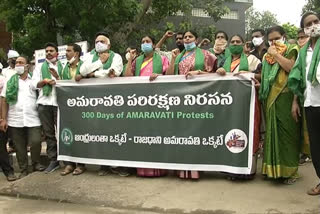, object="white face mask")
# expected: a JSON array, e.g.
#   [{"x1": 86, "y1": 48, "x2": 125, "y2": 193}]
[
  {"x1": 15, "y1": 66, "x2": 25, "y2": 75},
  {"x1": 304, "y1": 23, "x2": 320, "y2": 37},
  {"x1": 125, "y1": 52, "x2": 130, "y2": 61},
  {"x1": 268, "y1": 37, "x2": 285, "y2": 46},
  {"x1": 252, "y1": 37, "x2": 264, "y2": 47},
  {"x1": 95, "y1": 42, "x2": 109, "y2": 53},
  {"x1": 68, "y1": 56, "x2": 76, "y2": 64}
]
